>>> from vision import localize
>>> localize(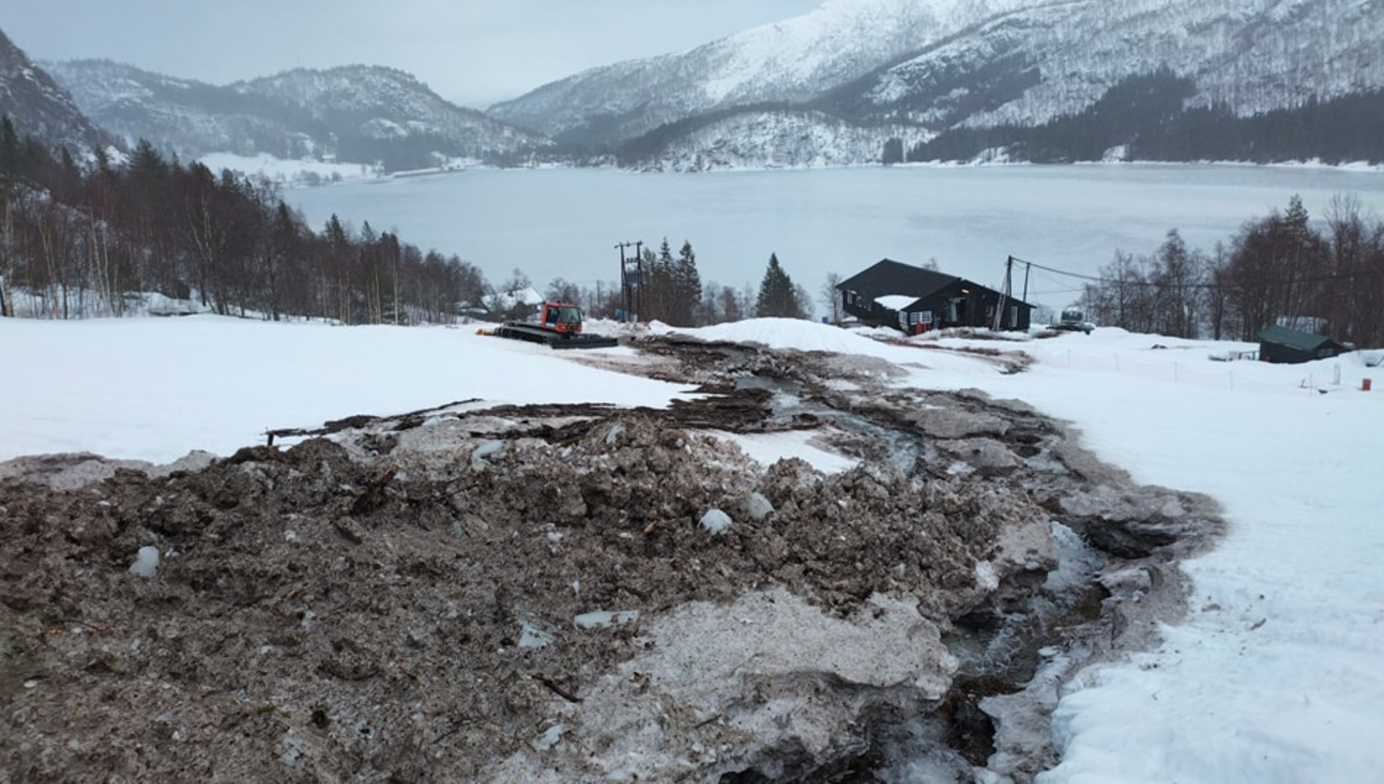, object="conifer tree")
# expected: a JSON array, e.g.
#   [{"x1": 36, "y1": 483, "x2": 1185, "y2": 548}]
[
  {"x1": 640, "y1": 238, "x2": 677, "y2": 323},
  {"x1": 0, "y1": 115, "x2": 21, "y2": 188},
  {"x1": 675, "y1": 240, "x2": 701, "y2": 325},
  {"x1": 756, "y1": 253, "x2": 801, "y2": 318}
]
